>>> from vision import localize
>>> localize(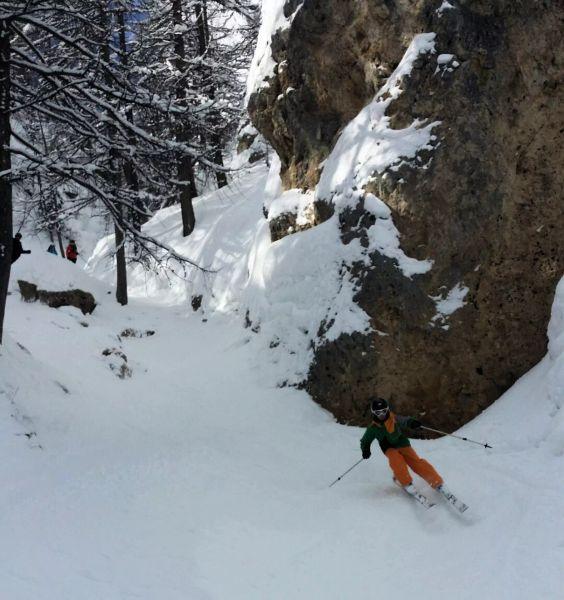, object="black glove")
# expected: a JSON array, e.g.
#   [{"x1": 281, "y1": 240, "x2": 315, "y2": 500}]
[
  {"x1": 362, "y1": 447, "x2": 371, "y2": 459},
  {"x1": 409, "y1": 418, "x2": 422, "y2": 429},
  {"x1": 24, "y1": 250, "x2": 31, "y2": 254}
]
